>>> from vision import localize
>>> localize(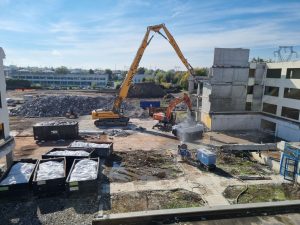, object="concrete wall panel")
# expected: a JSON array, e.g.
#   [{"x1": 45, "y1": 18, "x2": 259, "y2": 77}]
[
  {"x1": 211, "y1": 113, "x2": 261, "y2": 131},
  {"x1": 213, "y1": 48, "x2": 250, "y2": 67}
]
